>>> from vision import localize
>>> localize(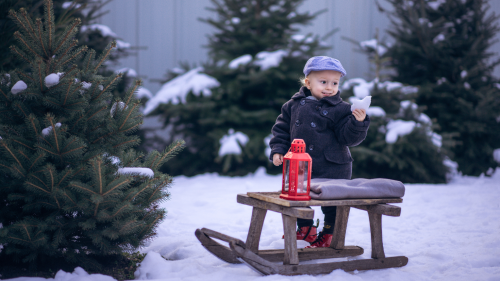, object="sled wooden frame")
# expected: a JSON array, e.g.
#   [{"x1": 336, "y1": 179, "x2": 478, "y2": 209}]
[{"x1": 195, "y1": 192, "x2": 408, "y2": 276}]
